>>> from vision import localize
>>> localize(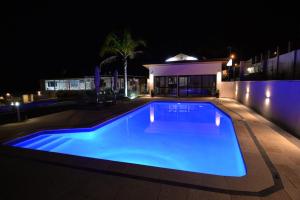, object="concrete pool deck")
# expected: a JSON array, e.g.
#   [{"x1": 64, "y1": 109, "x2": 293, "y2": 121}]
[{"x1": 0, "y1": 98, "x2": 299, "y2": 200}]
